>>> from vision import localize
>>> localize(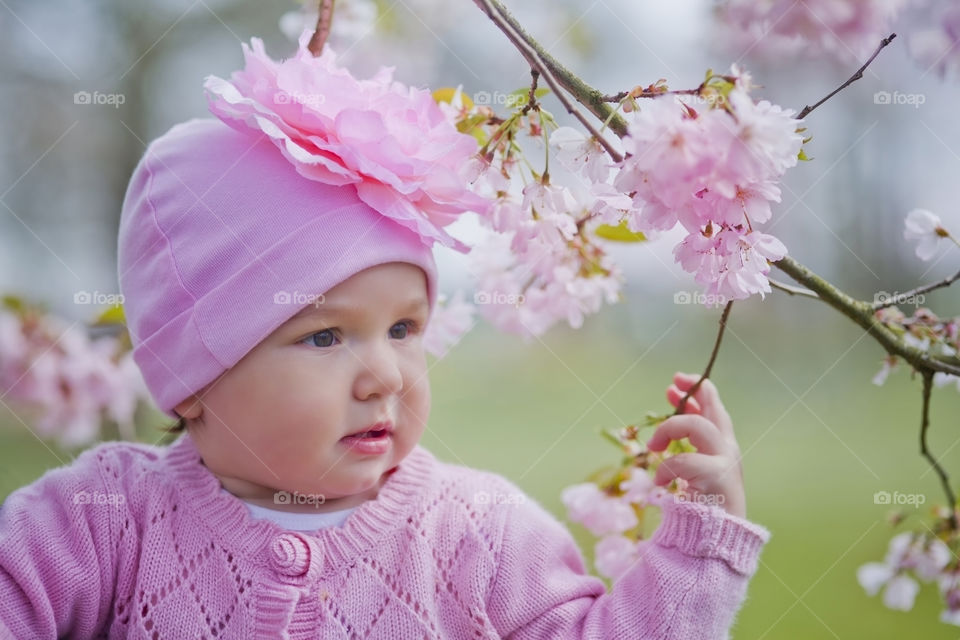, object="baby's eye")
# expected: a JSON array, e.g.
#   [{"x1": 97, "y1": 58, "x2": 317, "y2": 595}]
[
  {"x1": 300, "y1": 329, "x2": 338, "y2": 348},
  {"x1": 390, "y1": 320, "x2": 419, "y2": 340}
]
